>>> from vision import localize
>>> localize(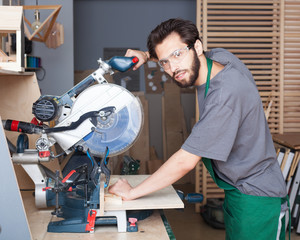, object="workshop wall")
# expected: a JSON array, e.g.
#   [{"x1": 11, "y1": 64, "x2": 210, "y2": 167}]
[
  {"x1": 23, "y1": 0, "x2": 74, "y2": 96},
  {"x1": 1, "y1": 0, "x2": 196, "y2": 166},
  {"x1": 74, "y1": 0, "x2": 196, "y2": 91},
  {"x1": 74, "y1": 0, "x2": 197, "y2": 160}
]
